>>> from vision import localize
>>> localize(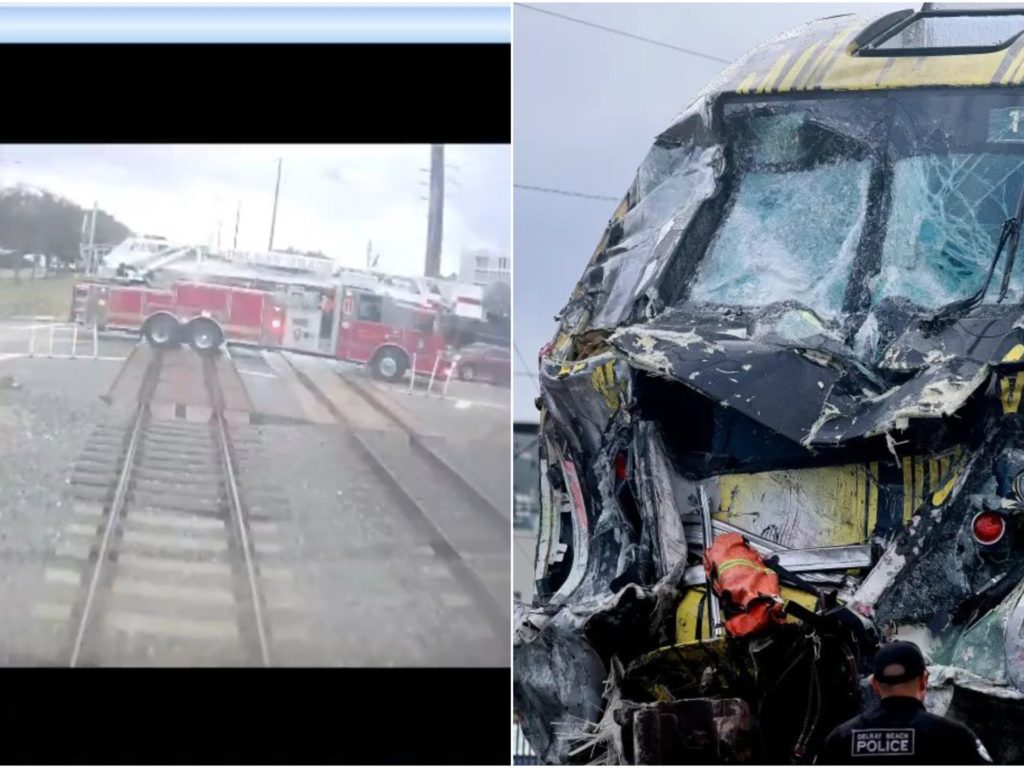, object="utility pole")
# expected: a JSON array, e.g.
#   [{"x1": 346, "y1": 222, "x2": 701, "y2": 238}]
[
  {"x1": 268, "y1": 157, "x2": 282, "y2": 252},
  {"x1": 87, "y1": 202, "x2": 98, "y2": 274},
  {"x1": 366, "y1": 240, "x2": 372, "y2": 270},
  {"x1": 233, "y1": 201, "x2": 241, "y2": 250},
  {"x1": 79, "y1": 212, "x2": 89, "y2": 272},
  {"x1": 424, "y1": 144, "x2": 444, "y2": 278}
]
